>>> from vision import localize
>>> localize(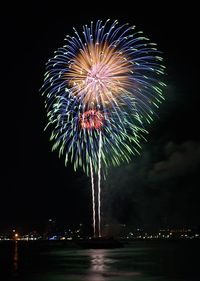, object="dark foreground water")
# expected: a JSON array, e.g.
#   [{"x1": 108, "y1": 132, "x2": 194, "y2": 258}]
[{"x1": 0, "y1": 240, "x2": 199, "y2": 281}]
